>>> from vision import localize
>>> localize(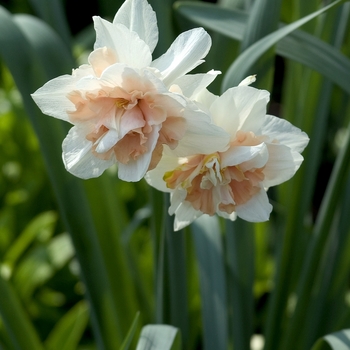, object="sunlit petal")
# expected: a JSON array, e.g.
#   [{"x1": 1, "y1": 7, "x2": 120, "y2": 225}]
[
  {"x1": 113, "y1": 0, "x2": 158, "y2": 53},
  {"x1": 151, "y1": 27, "x2": 211, "y2": 86},
  {"x1": 93, "y1": 16, "x2": 152, "y2": 68}
]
